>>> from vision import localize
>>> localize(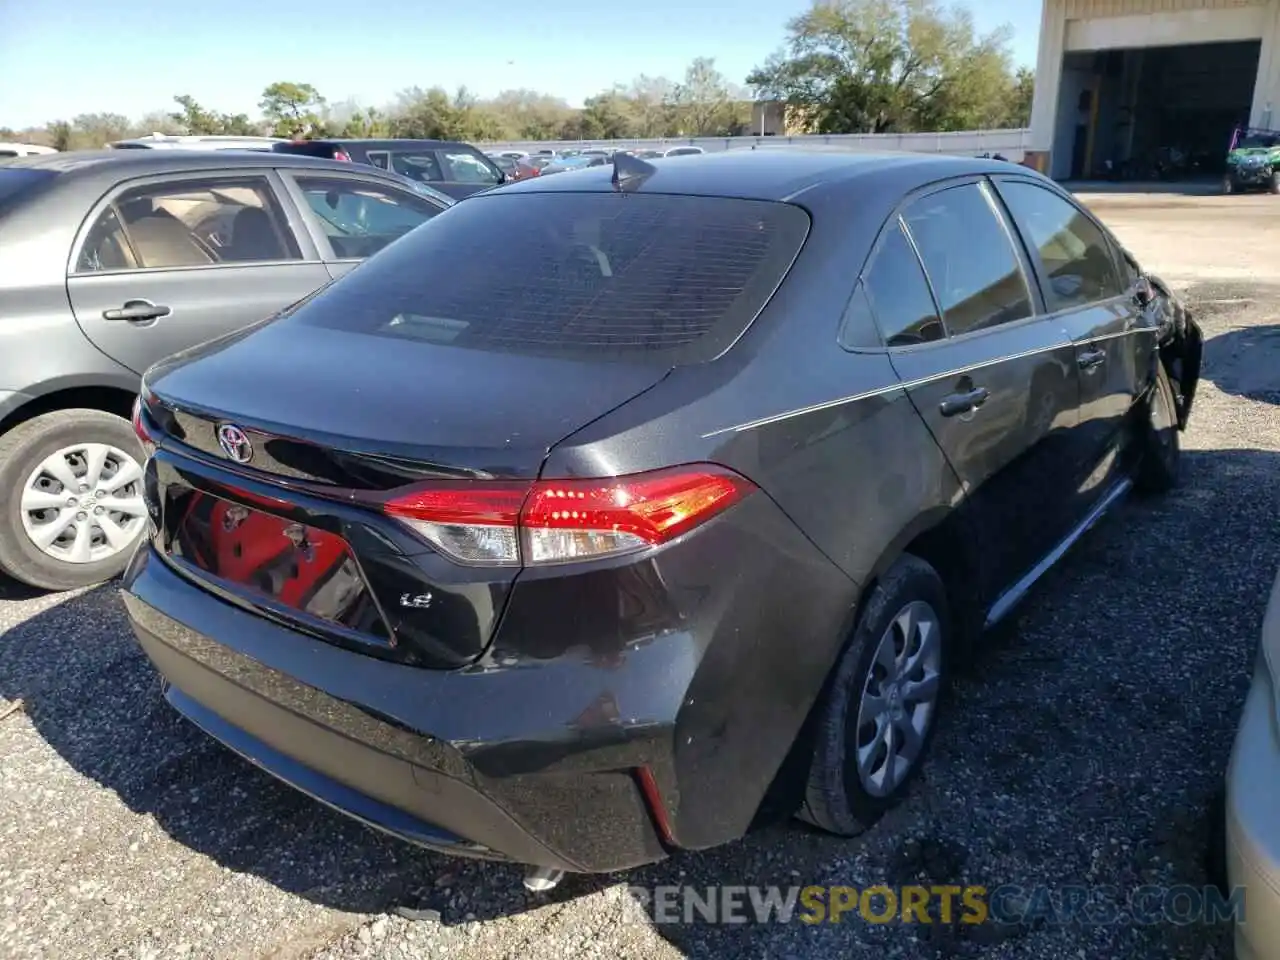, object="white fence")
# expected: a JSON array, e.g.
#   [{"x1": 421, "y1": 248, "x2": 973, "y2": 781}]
[{"x1": 479, "y1": 128, "x2": 1034, "y2": 162}]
